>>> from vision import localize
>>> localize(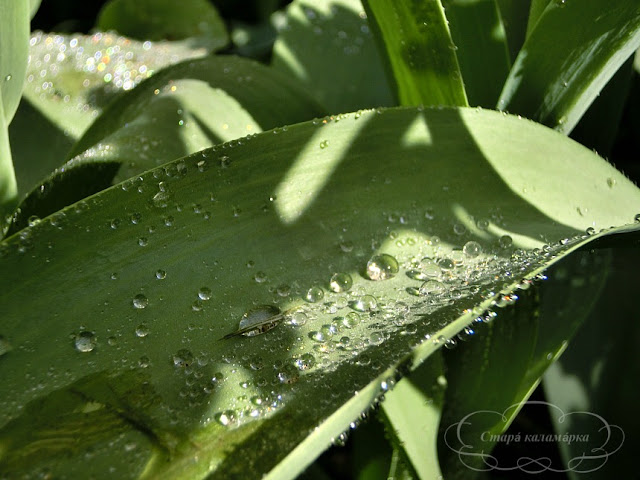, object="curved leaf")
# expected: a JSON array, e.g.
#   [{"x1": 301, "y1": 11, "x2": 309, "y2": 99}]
[
  {"x1": 271, "y1": 0, "x2": 394, "y2": 113},
  {"x1": 0, "y1": 107, "x2": 638, "y2": 479},
  {"x1": 497, "y1": 0, "x2": 640, "y2": 133},
  {"x1": 96, "y1": 0, "x2": 228, "y2": 51},
  {"x1": 8, "y1": 55, "x2": 324, "y2": 235},
  {"x1": 362, "y1": 0, "x2": 468, "y2": 107}
]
